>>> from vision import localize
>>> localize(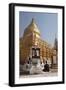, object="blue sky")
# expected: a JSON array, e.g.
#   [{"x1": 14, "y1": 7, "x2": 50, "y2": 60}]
[{"x1": 19, "y1": 12, "x2": 58, "y2": 46}]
